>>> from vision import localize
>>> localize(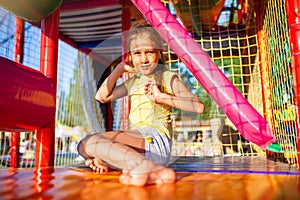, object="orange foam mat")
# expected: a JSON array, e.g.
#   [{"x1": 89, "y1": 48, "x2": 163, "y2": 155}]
[{"x1": 0, "y1": 166, "x2": 299, "y2": 200}]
